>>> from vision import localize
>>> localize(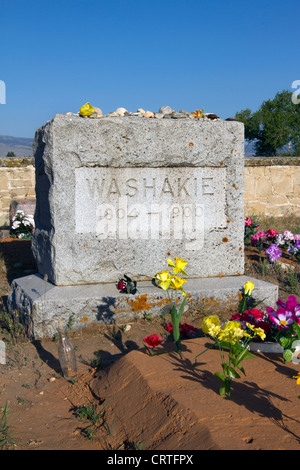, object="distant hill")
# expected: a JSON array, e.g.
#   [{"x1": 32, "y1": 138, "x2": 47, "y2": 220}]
[
  {"x1": 0, "y1": 134, "x2": 255, "y2": 158},
  {"x1": 0, "y1": 135, "x2": 33, "y2": 158}
]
